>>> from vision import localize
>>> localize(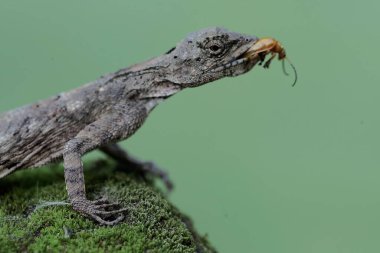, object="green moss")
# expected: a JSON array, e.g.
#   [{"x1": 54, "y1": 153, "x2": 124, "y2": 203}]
[{"x1": 0, "y1": 160, "x2": 216, "y2": 253}]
